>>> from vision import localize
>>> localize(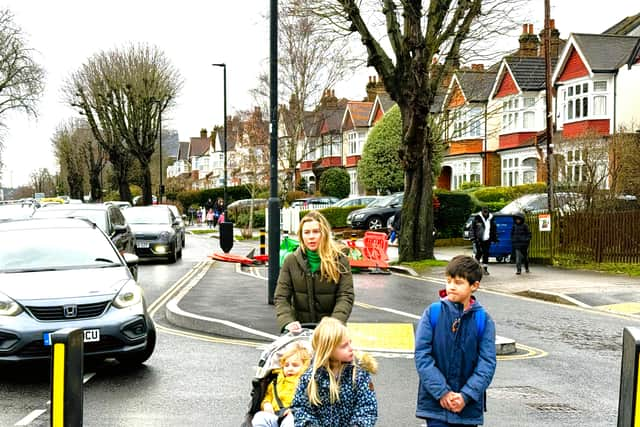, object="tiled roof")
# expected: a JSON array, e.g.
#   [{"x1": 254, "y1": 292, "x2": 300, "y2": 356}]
[
  {"x1": 321, "y1": 108, "x2": 344, "y2": 133},
  {"x1": 190, "y1": 136, "x2": 210, "y2": 157},
  {"x1": 377, "y1": 93, "x2": 396, "y2": 112},
  {"x1": 573, "y1": 33, "x2": 640, "y2": 71},
  {"x1": 177, "y1": 141, "x2": 190, "y2": 161},
  {"x1": 457, "y1": 71, "x2": 498, "y2": 102},
  {"x1": 603, "y1": 13, "x2": 640, "y2": 36},
  {"x1": 346, "y1": 101, "x2": 373, "y2": 127},
  {"x1": 505, "y1": 56, "x2": 557, "y2": 91}
]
